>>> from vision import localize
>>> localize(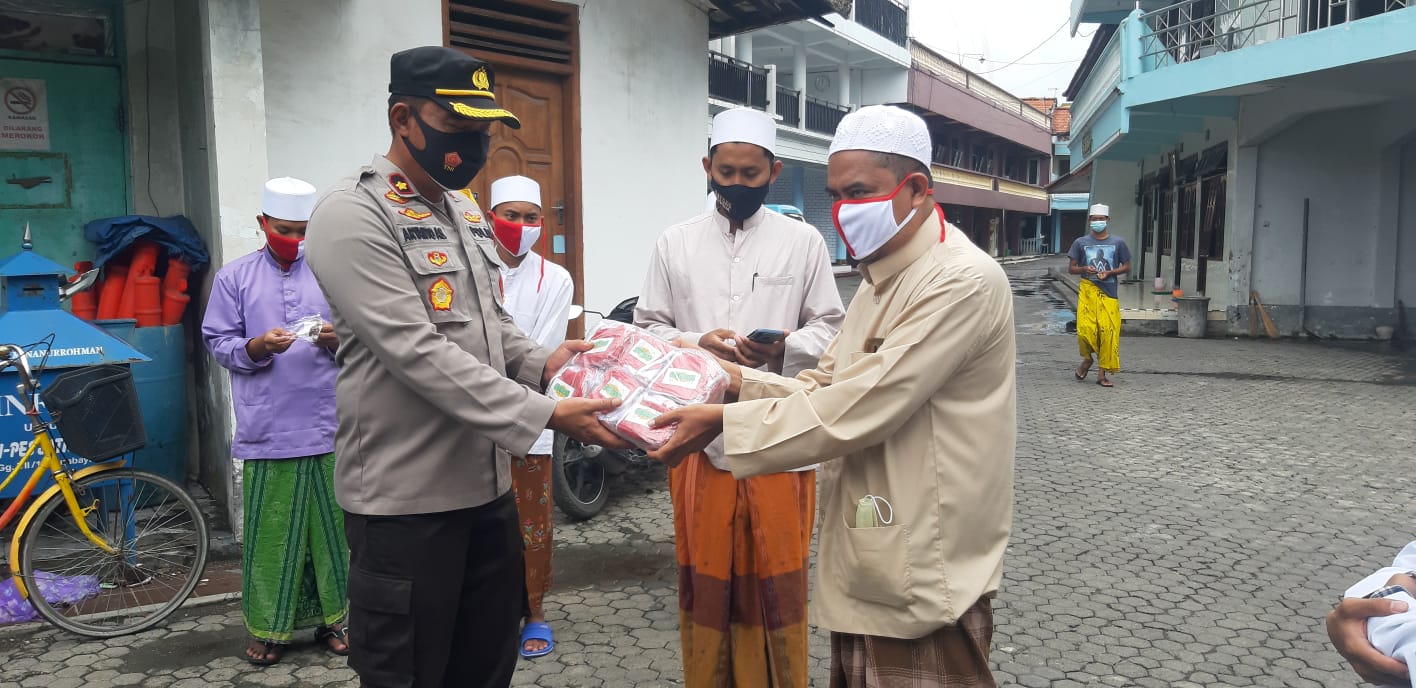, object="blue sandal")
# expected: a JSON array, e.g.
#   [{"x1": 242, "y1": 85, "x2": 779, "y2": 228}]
[{"x1": 520, "y1": 621, "x2": 555, "y2": 659}]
